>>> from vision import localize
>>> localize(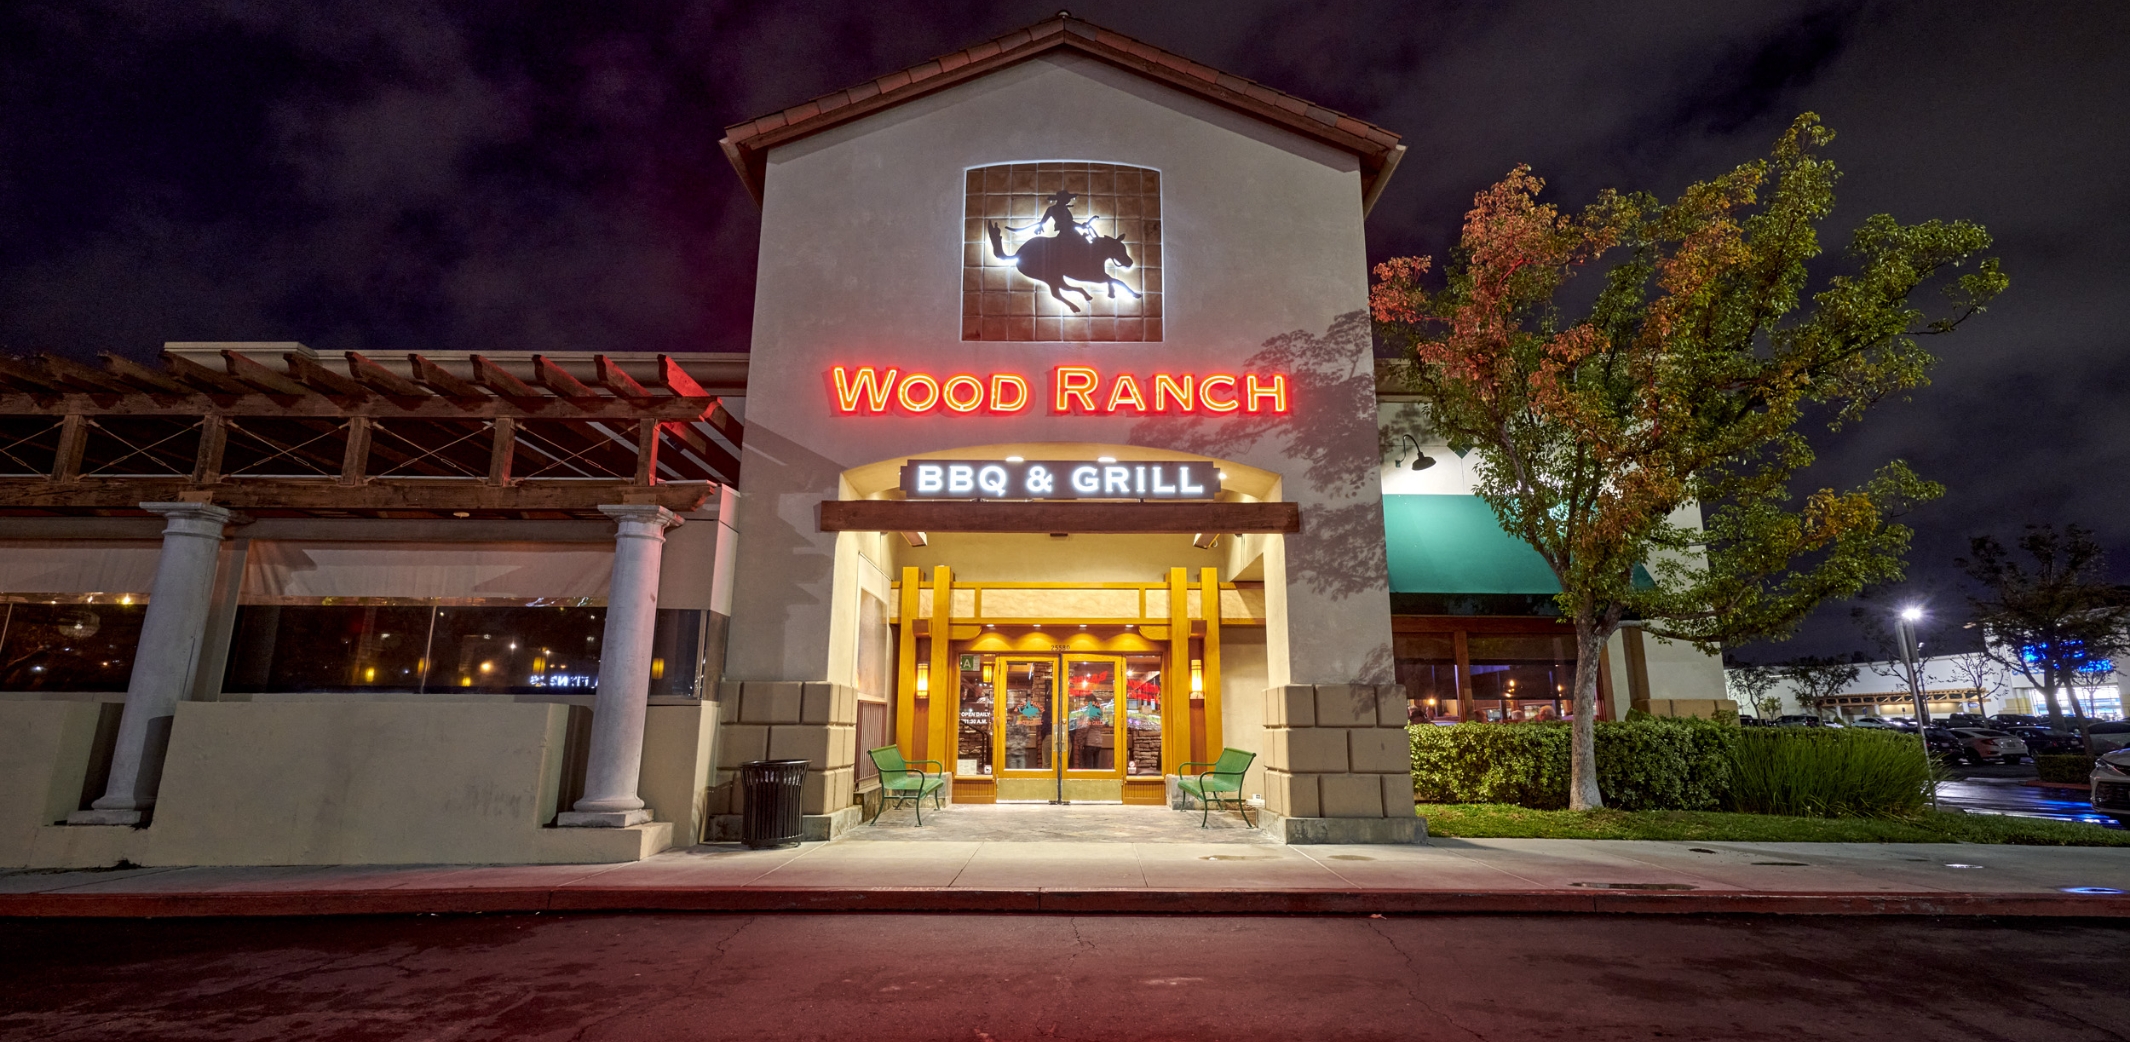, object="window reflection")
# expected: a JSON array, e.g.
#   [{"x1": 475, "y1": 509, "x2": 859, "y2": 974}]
[
  {"x1": 222, "y1": 601, "x2": 710, "y2": 697},
  {"x1": 0, "y1": 599, "x2": 149, "y2": 691}
]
